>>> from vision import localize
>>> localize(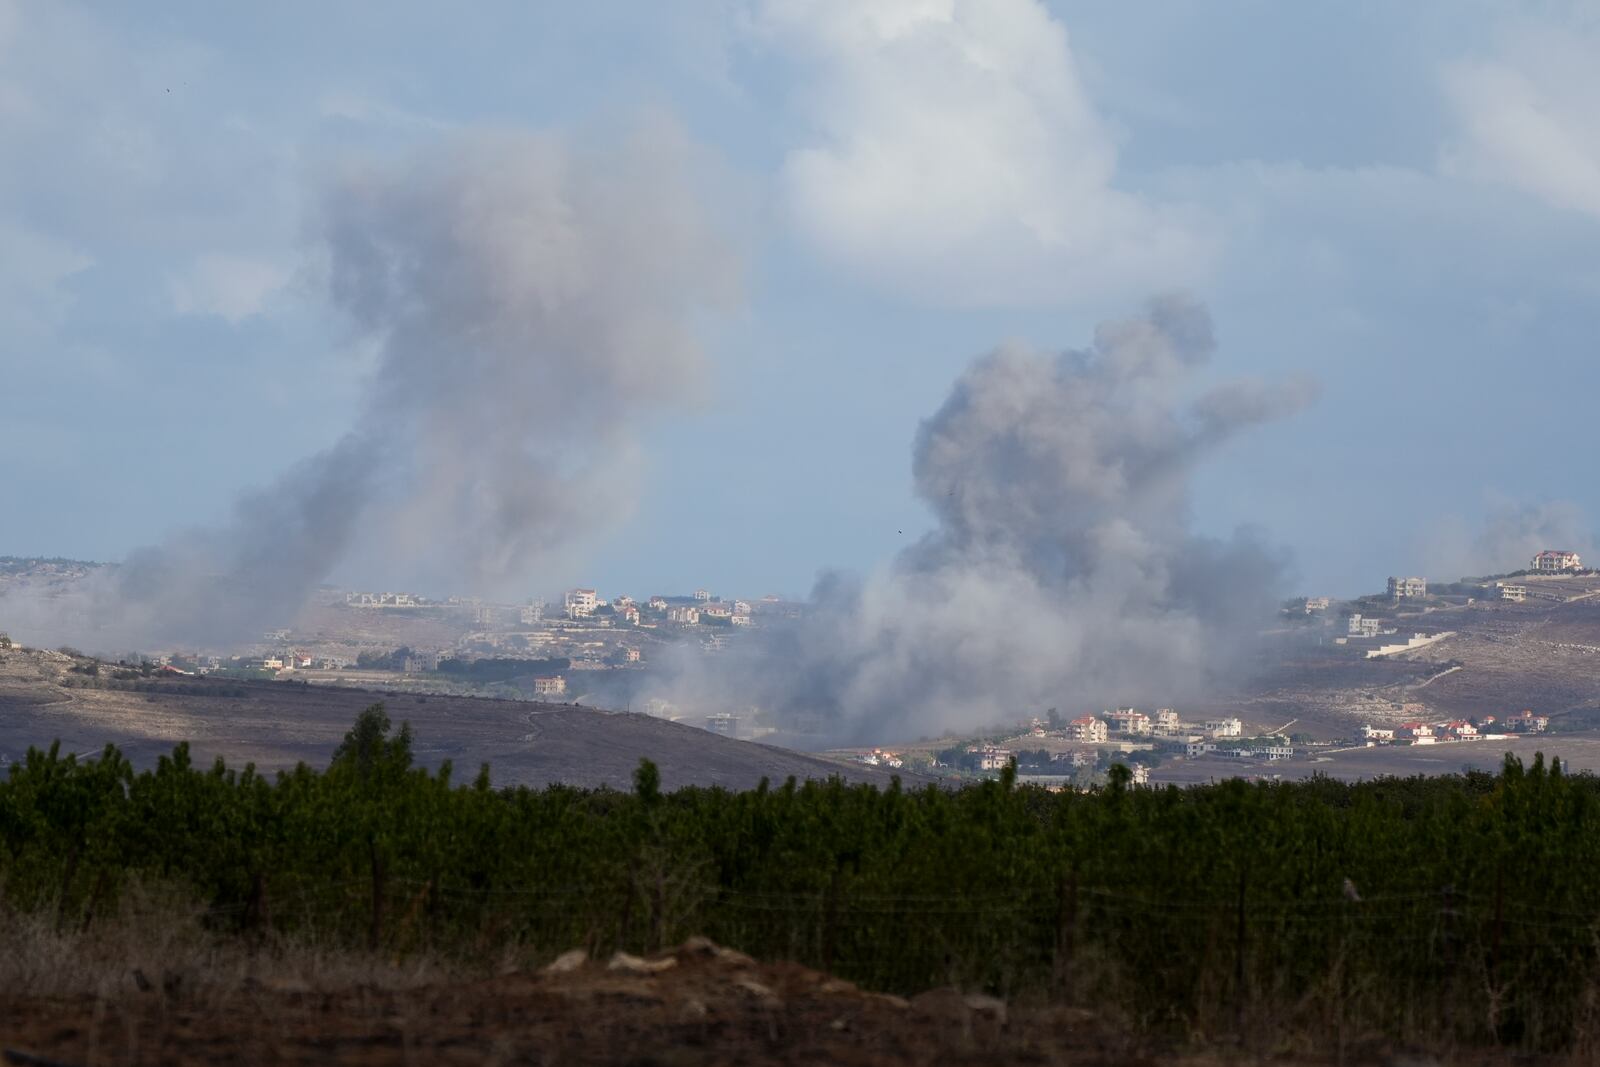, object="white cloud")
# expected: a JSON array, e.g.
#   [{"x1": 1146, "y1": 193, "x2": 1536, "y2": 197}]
[
  {"x1": 1442, "y1": 22, "x2": 1600, "y2": 220},
  {"x1": 757, "y1": 0, "x2": 1211, "y2": 305},
  {"x1": 168, "y1": 254, "x2": 290, "y2": 323}
]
